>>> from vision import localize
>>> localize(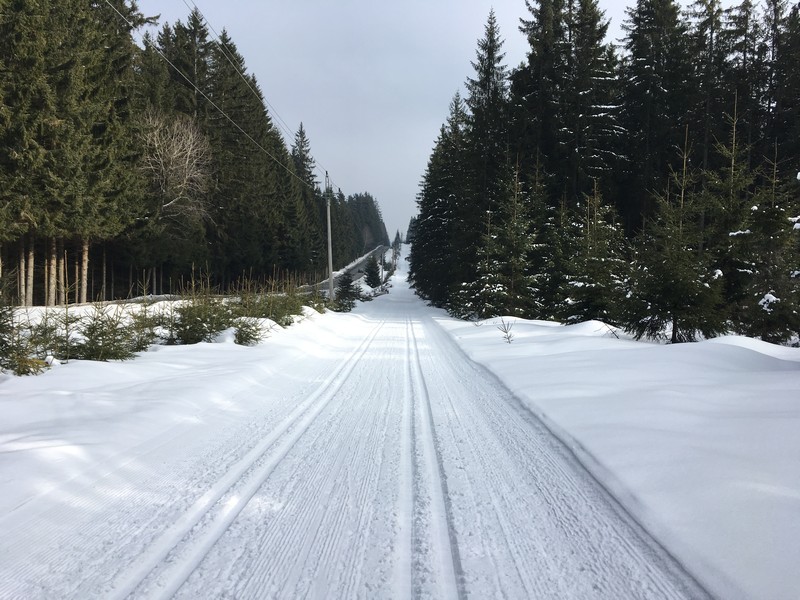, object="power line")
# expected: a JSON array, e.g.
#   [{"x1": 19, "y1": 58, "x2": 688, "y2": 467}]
[
  {"x1": 179, "y1": 0, "x2": 342, "y2": 192},
  {"x1": 179, "y1": 0, "x2": 295, "y2": 141},
  {"x1": 103, "y1": 0, "x2": 339, "y2": 196}
]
